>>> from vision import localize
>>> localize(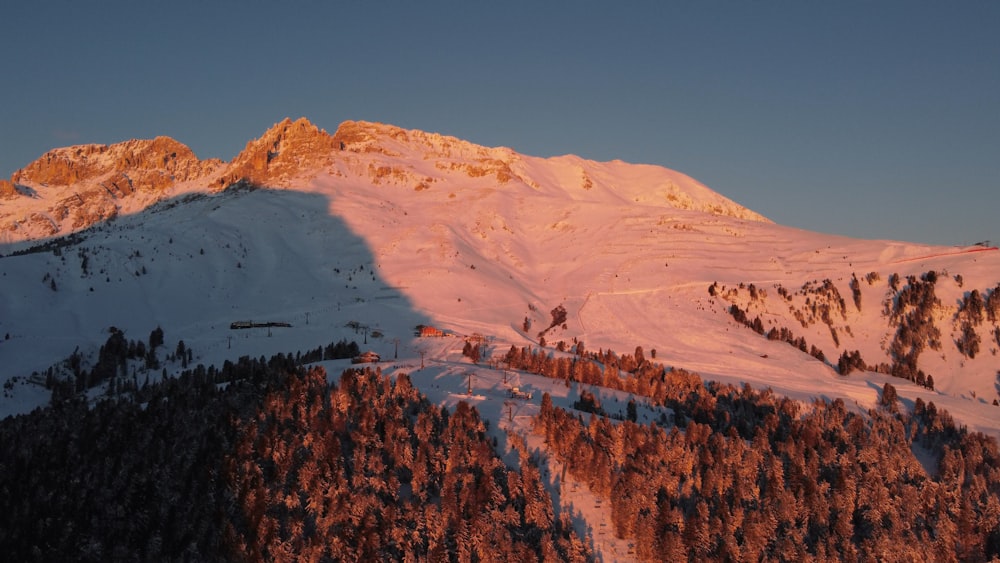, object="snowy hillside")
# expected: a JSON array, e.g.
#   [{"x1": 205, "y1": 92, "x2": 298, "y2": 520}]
[
  {"x1": 3, "y1": 118, "x2": 1000, "y2": 561},
  {"x1": 2, "y1": 118, "x2": 999, "y2": 438}
]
